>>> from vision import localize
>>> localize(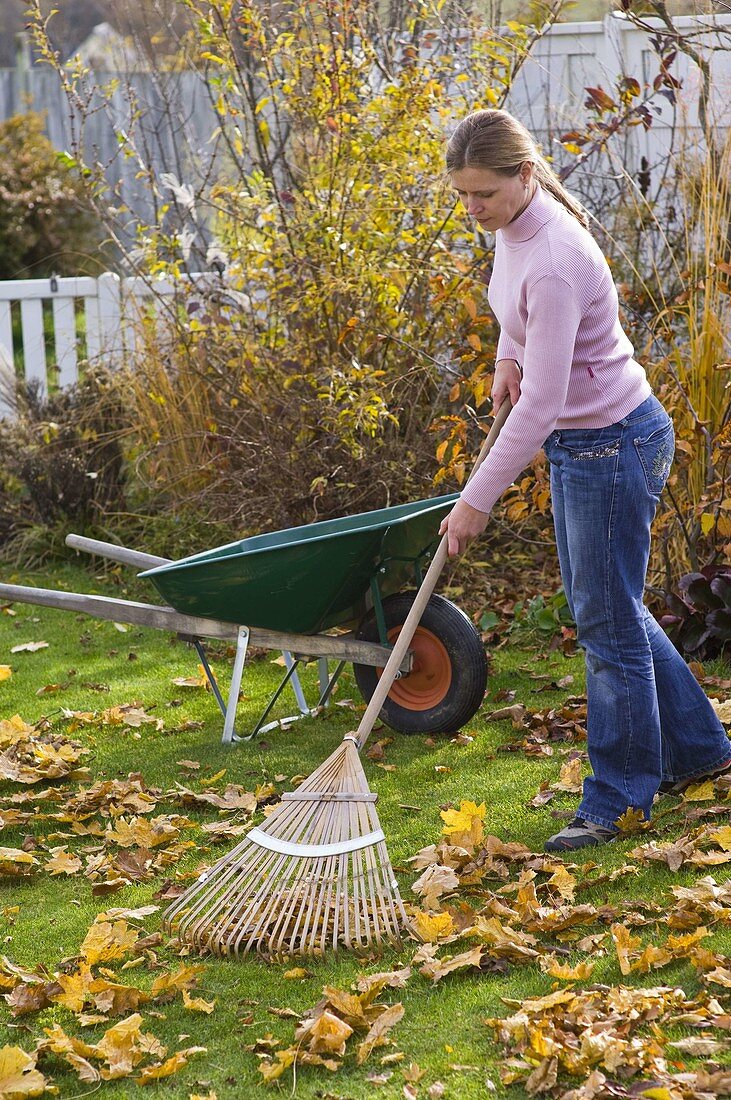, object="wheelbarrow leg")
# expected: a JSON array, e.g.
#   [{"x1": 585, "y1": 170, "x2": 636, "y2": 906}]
[
  {"x1": 192, "y1": 640, "x2": 228, "y2": 720},
  {"x1": 284, "y1": 650, "x2": 310, "y2": 716},
  {"x1": 316, "y1": 659, "x2": 346, "y2": 708},
  {"x1": 245, "y1": 655, "x2": 307, "y2": 740},
  {"x1": 247, "y1": 657, "x2": 348, "y2": 739},
  {"x1": 222, "y1": 626, "x2": 250, "y2": 744}
]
